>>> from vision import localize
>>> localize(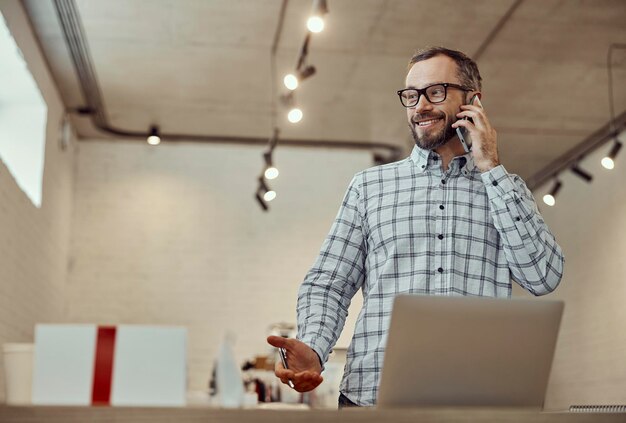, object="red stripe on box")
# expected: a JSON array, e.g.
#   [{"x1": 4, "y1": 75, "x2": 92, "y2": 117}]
[{"x1": 92, "y1": 326, "x2": 117, "y2": 405}]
